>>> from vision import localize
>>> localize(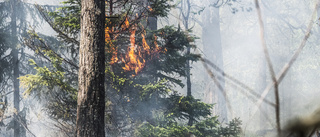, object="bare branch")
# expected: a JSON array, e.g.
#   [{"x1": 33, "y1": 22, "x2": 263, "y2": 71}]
[
  {"x1": 200, "y1": 58, "x2": 233, "y2": 117},
  {"x1": 252, "y1": 0, "x2": 320, "y2": 134},
  {"x1": 254, "y1": 0, "x2": 280, "y2": 134},
  {"x1": 202, "y1": 58, "x2": 275, "y2": 106}
]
